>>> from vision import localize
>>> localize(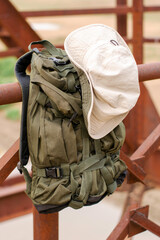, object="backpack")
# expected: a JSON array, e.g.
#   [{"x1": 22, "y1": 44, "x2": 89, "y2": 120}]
[{"x1": 15, "y1": 40, "x2": 127, "y2": 214}]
